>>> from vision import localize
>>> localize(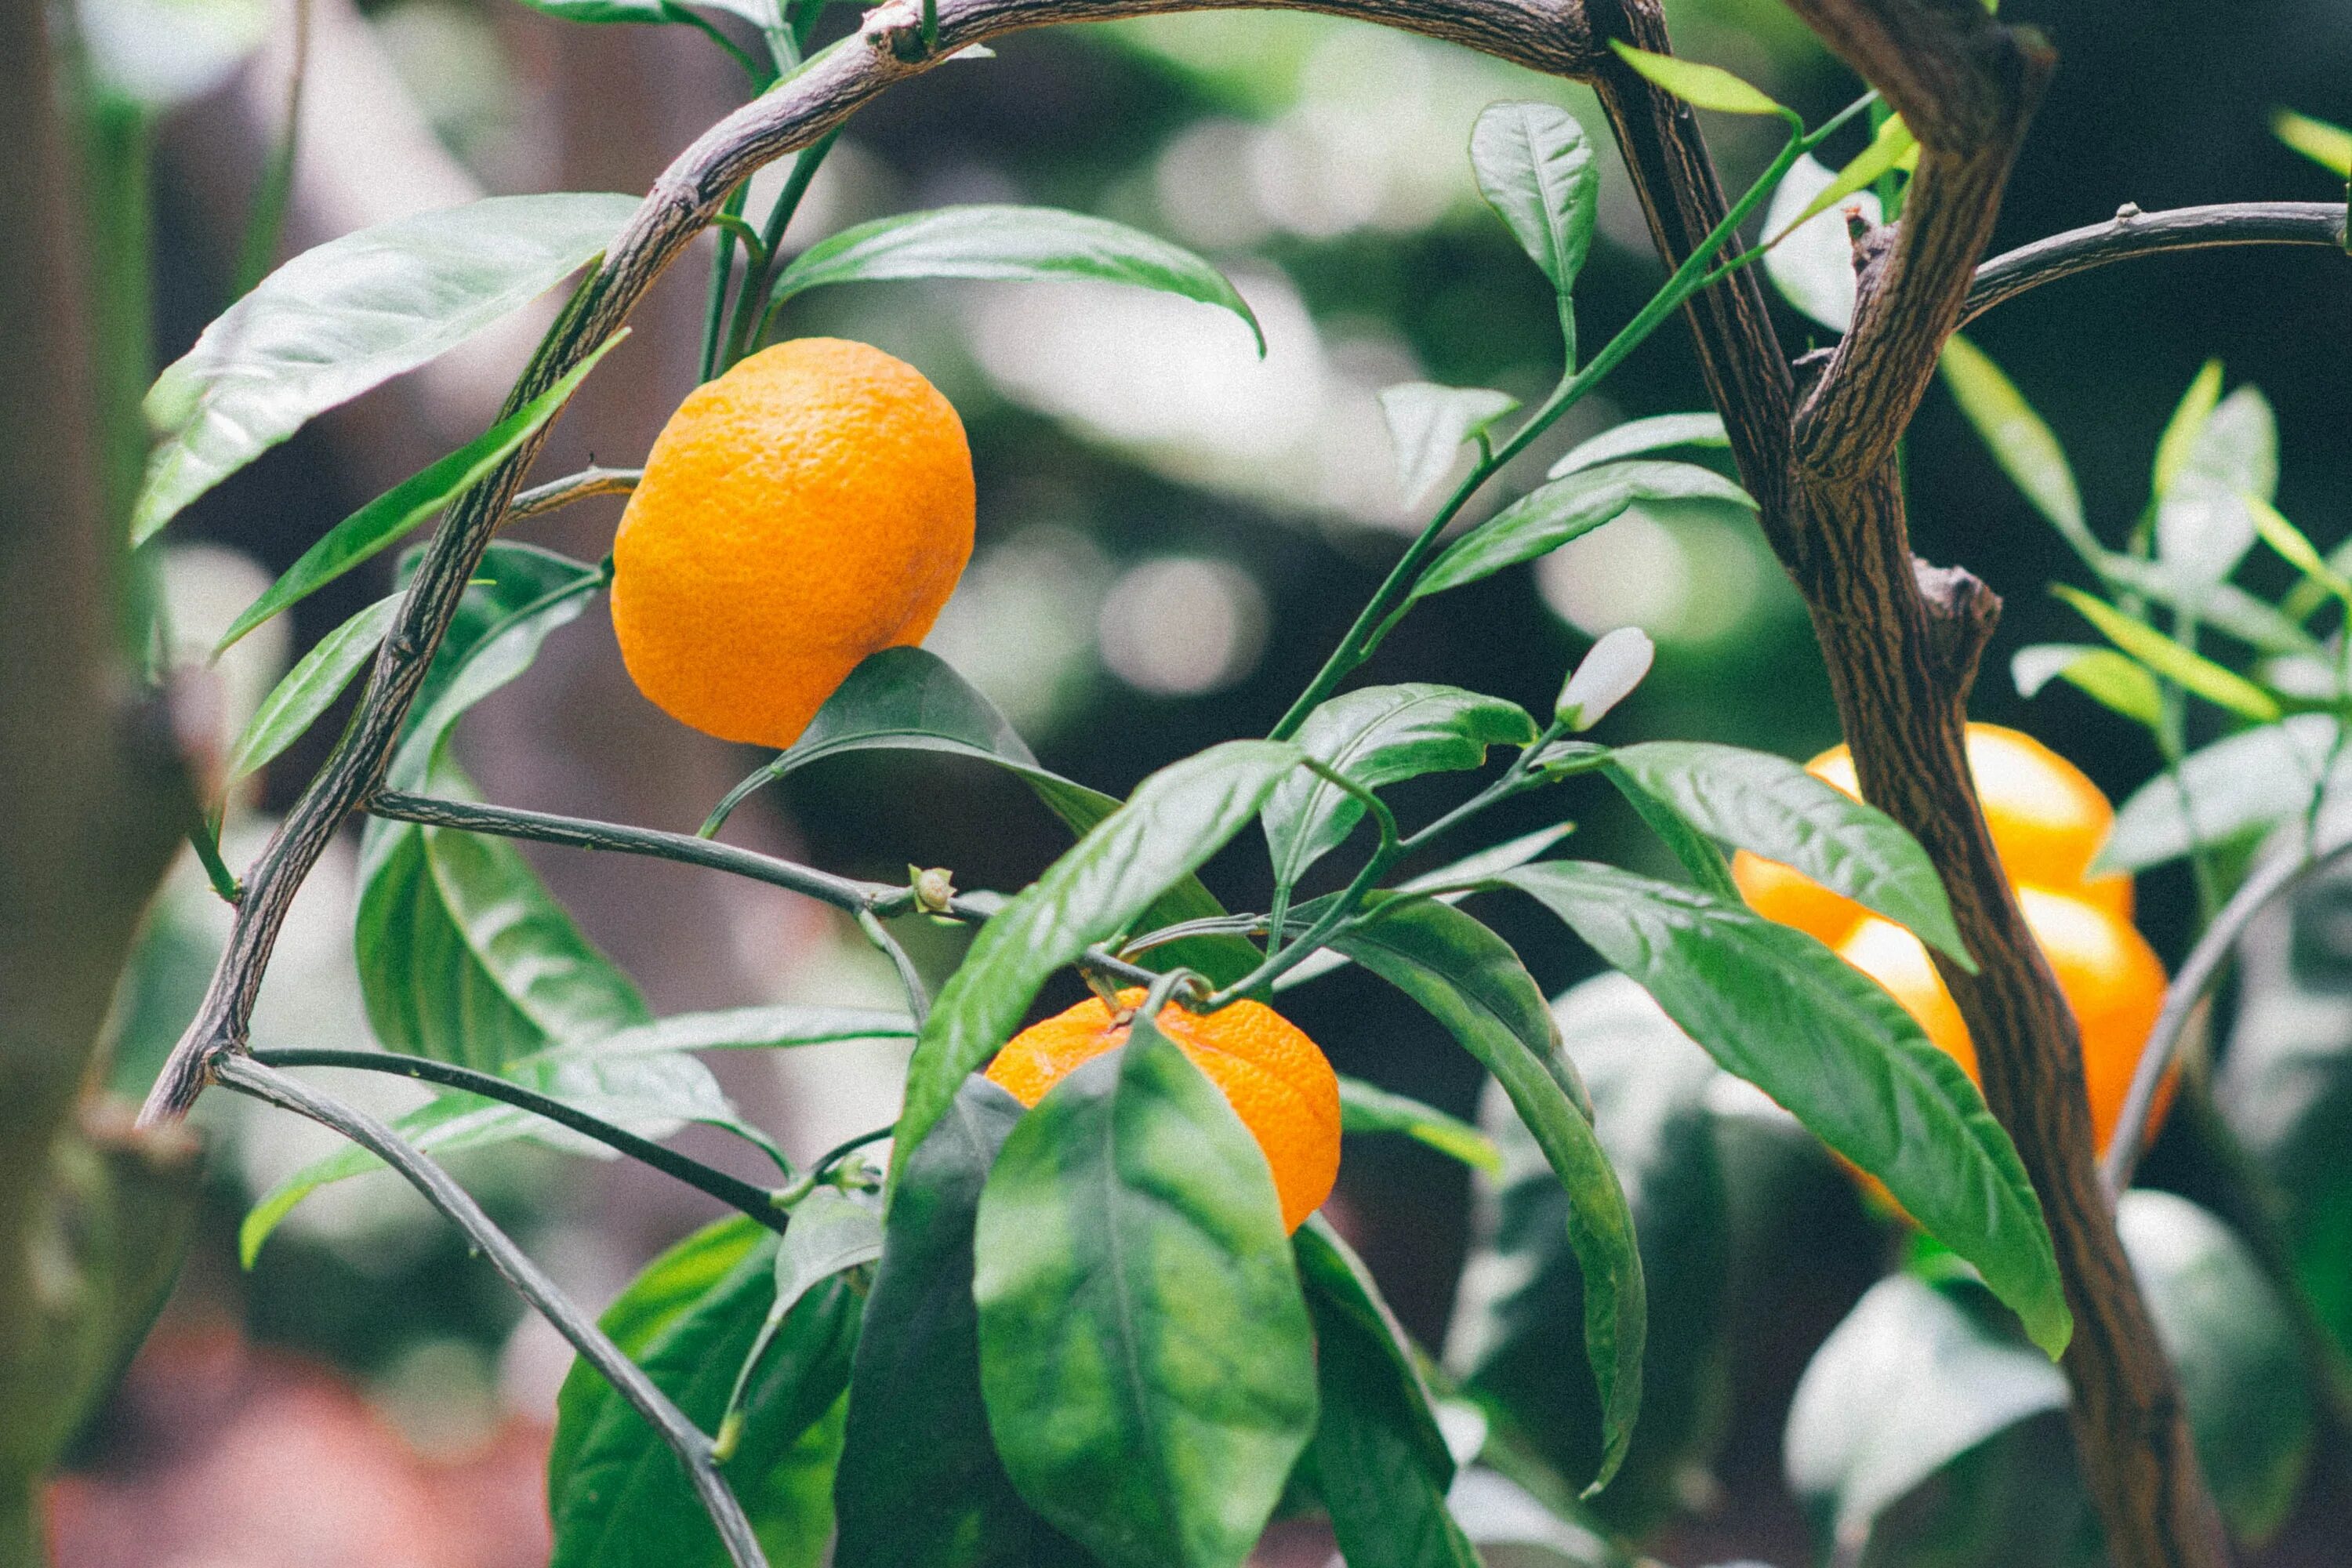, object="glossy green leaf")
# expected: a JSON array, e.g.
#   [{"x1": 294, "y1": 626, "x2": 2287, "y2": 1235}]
[
  {"x1": 1488, "y1": 861, "x2": 2069, "y2": 1356},
  {"x1": 1547, "y1": 412, "x2": 1726, "y2": 478},
  {"x1": 973, "y1": 1015, "x2": 1318, "y2": 1568},
  {"x1": 2118, "y1": 1191, "x2": 2314, "y2": 1542},
  {"x1": 215, "y1": 334, "x2": 621, "y2": 651},
  {"x1": 226, "y1": 593, "x2": 397, "y2": 781},
  {"x1": 1607, "y1": 42, "x2": 1783, "y2": 115},
  {"x1": 2275, "y1": 107, "x2": 2352, "y2": 176},
  {"x1": 771, "y1": 205, "x2": 1263, "y2": 353},
  {"x1": 2102, "y1": 713, "x2": 2345, "y2": 871},
  {"x1": 2011, "y1": 643, "x2": 2165, "y2": 728},
  {"x1": 1298, "y1": 1218, "x2": 1479, "y2": 1568},
  {"x1": 136, "y1": 192, "x2": 637, "y2": 541},
  {"x1": 509, "y1": 0, "x2": 666, "y2": 20},
  {"x1": 1328, "y1": 897, "x2": 1643, "y2": 1490},
  {"x1": 1265, "y1": 684, "x2": 1534, "y2": 890},
  {"x1": 1411, "y1": 461, "x2": 1756, "y2": 603},
  {"x1": 2053, "y1": 584, "x2": 2281, "y2": 722},
  {"x1": 2155, "y1": 383, "x2": 2279, "y2": 595},
  {"x1": 1450, "y1": 972, "x2": 1730, "y2": 1534},
  {"x1": 836, "y1": 1078, "x2": 1065, "y2": 1568},
  {"x1": 1470, "y1": 103, "x2": 1599, "y2": 303},
  {"x1": 1601, "y1": 757, "x2": 1742, "y2": 902},
  {"x1": 1338, "y1": 1075, "x2": 1500, "y2": 1174},
  {"x1": 740, "y1": 647, "x2": 1259, "y2": 985},
  {"x1": 771, "y1": 1189, "x2": 884, "y2": 1323},
  {"x1": 2252, "y1": 495, "x2": 2352, "y2": 603},
  {"x1": 1939, "y1": 335, "x2": 2092, "y2": 561},
  {"x1": 1784, "y1": 1273, "x2": 2067, "y2": 1543},
  {"x1": 1379, "y1": 383, "x2": 1521, "y2": 507},
  {"x1": 2151, "y1": 359, "x2": 2225, "y2": 501},
  {"x1": 894, "y1": 739, "x2": 1299, "y2": 1181},
  {"x1": 1779, "y1": 112, "x2": 1918, "y2": 238},
  {"x1": 549, "y1": 1217, "x2": 860, "y2": 1568},
  {"x1": 2095, "y1": 552, "x2": 2319, "y2": 657},
  {"x1": 1604, "y1": 740, "x2": 1972, "y2": 967},
  {"x1": 1444, "y1": 1468, "x2": 1617, "y2": 1566}
]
